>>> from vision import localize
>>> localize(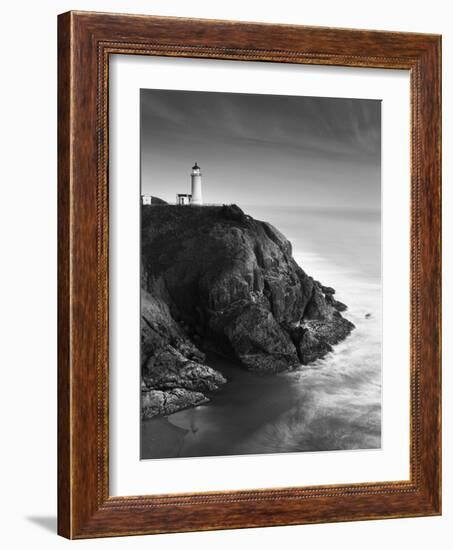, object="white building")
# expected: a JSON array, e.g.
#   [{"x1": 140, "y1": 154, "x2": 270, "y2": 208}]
[
  {"x1": 190, "y1": 162, "x2": 203, "y2": 205},
  {"x1": 176, "y1": 193, "x2": 191, "y2": 205},
  {"x1": 144, "y1": 163, "x2": 204, "y2": 206}
]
